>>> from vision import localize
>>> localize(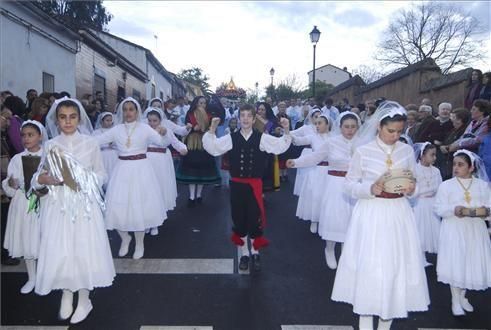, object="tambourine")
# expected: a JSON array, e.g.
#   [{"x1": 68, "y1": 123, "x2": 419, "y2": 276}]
[{"x1": 382, "y1": 169, "x2": 414, "y2": 194}]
